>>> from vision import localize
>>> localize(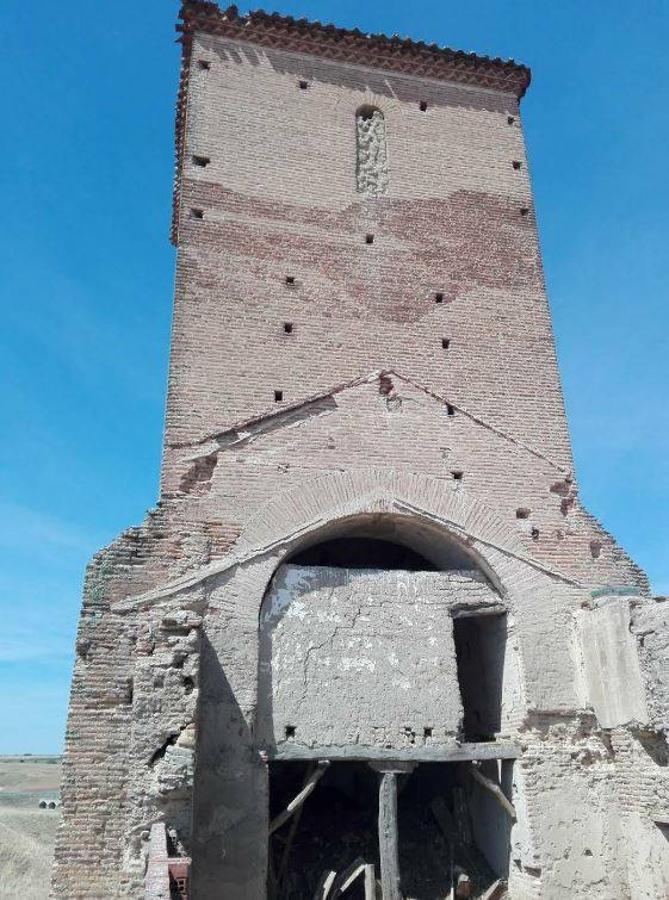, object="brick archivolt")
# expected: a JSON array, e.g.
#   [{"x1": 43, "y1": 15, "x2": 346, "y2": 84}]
[{"x1": 114, "y1": 466, "x2": 582, "y2": 615}]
